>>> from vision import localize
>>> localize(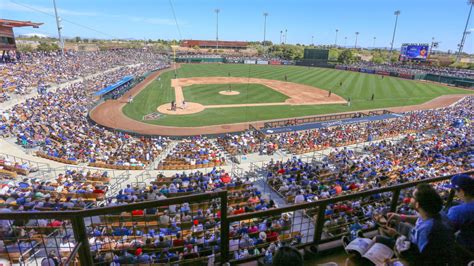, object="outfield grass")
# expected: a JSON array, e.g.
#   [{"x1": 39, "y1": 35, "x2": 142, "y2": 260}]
[
  {"x1": 183, "y1": 83, "x2": 289, "y2": 105},
  {"x1": 122, "y1": 64, "x2": 473, "y2": 127}
]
